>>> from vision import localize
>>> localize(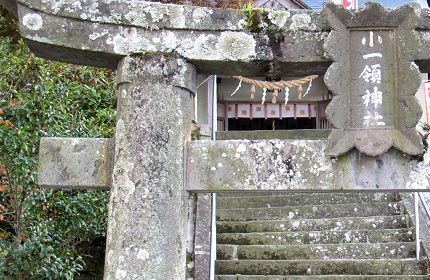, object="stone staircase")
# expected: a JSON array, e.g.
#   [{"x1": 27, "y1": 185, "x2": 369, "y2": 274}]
[{"x1": 215, "y1": 192, "x2": 430, "y2": 279}]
